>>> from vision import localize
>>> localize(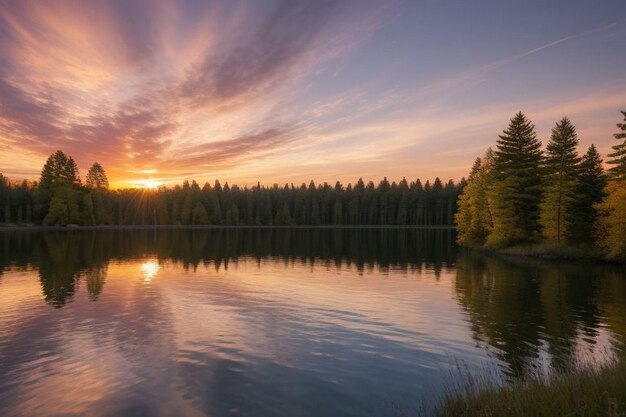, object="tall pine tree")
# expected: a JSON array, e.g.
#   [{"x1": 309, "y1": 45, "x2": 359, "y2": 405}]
[
  {"x1": 487, "y1": 112, "x2": 543, "y2": 246},
  {"x1": 607, "y1": 110, "x2": 626, "y2": 179},
  {"x1": 85, "y1": 162, "x2": 109, "y2": 189},
  {"x1": 539, "y1": 117, "x2": 581, "y2": 243},
  {"x1": 570, "y1": 145, "x2": 607, "y2": 244}
]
